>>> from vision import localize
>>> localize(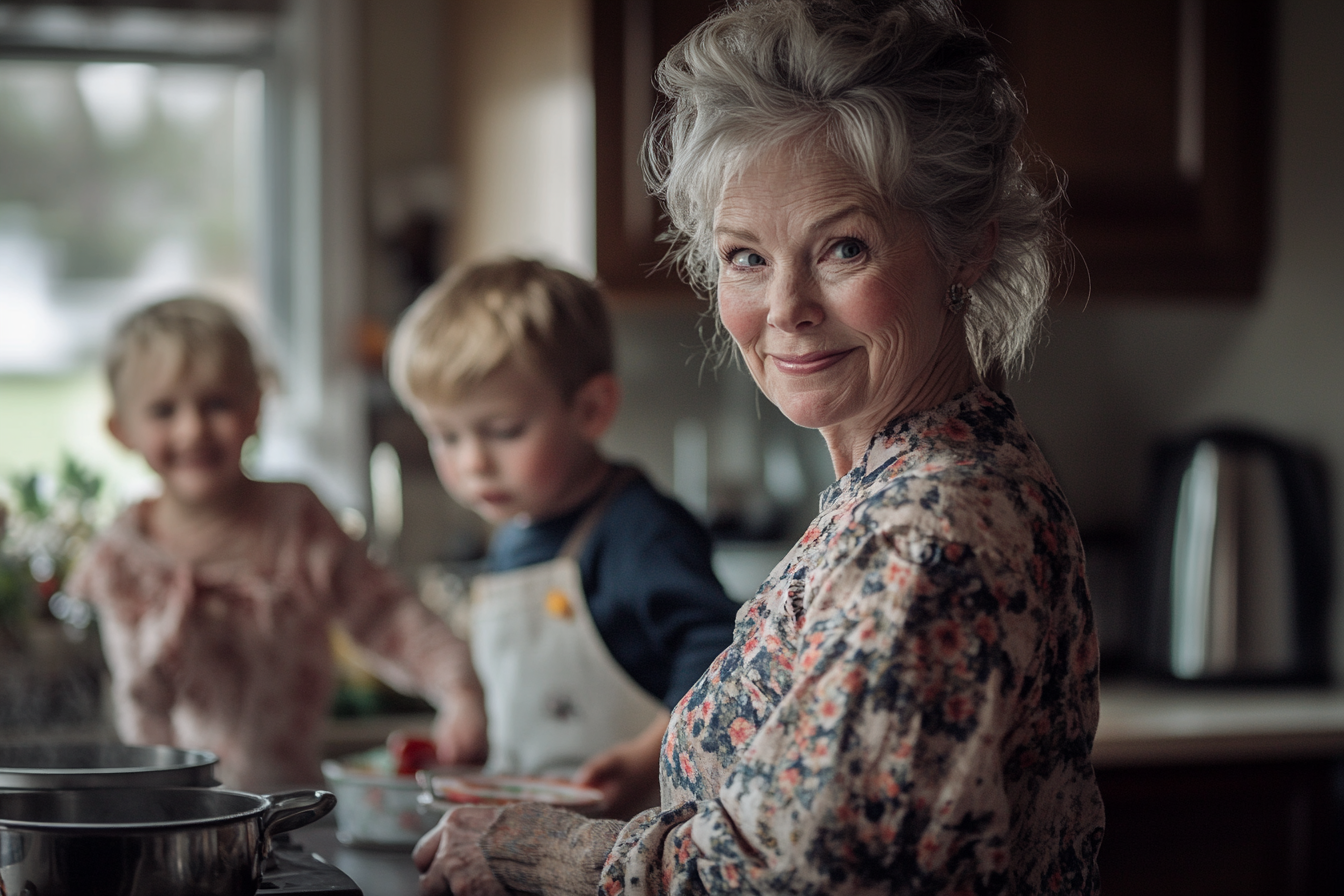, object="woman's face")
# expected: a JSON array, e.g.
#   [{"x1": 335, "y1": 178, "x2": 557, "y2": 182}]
[{"x1": 715, "y1": 148, "x2": 975, "y2": 470}]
